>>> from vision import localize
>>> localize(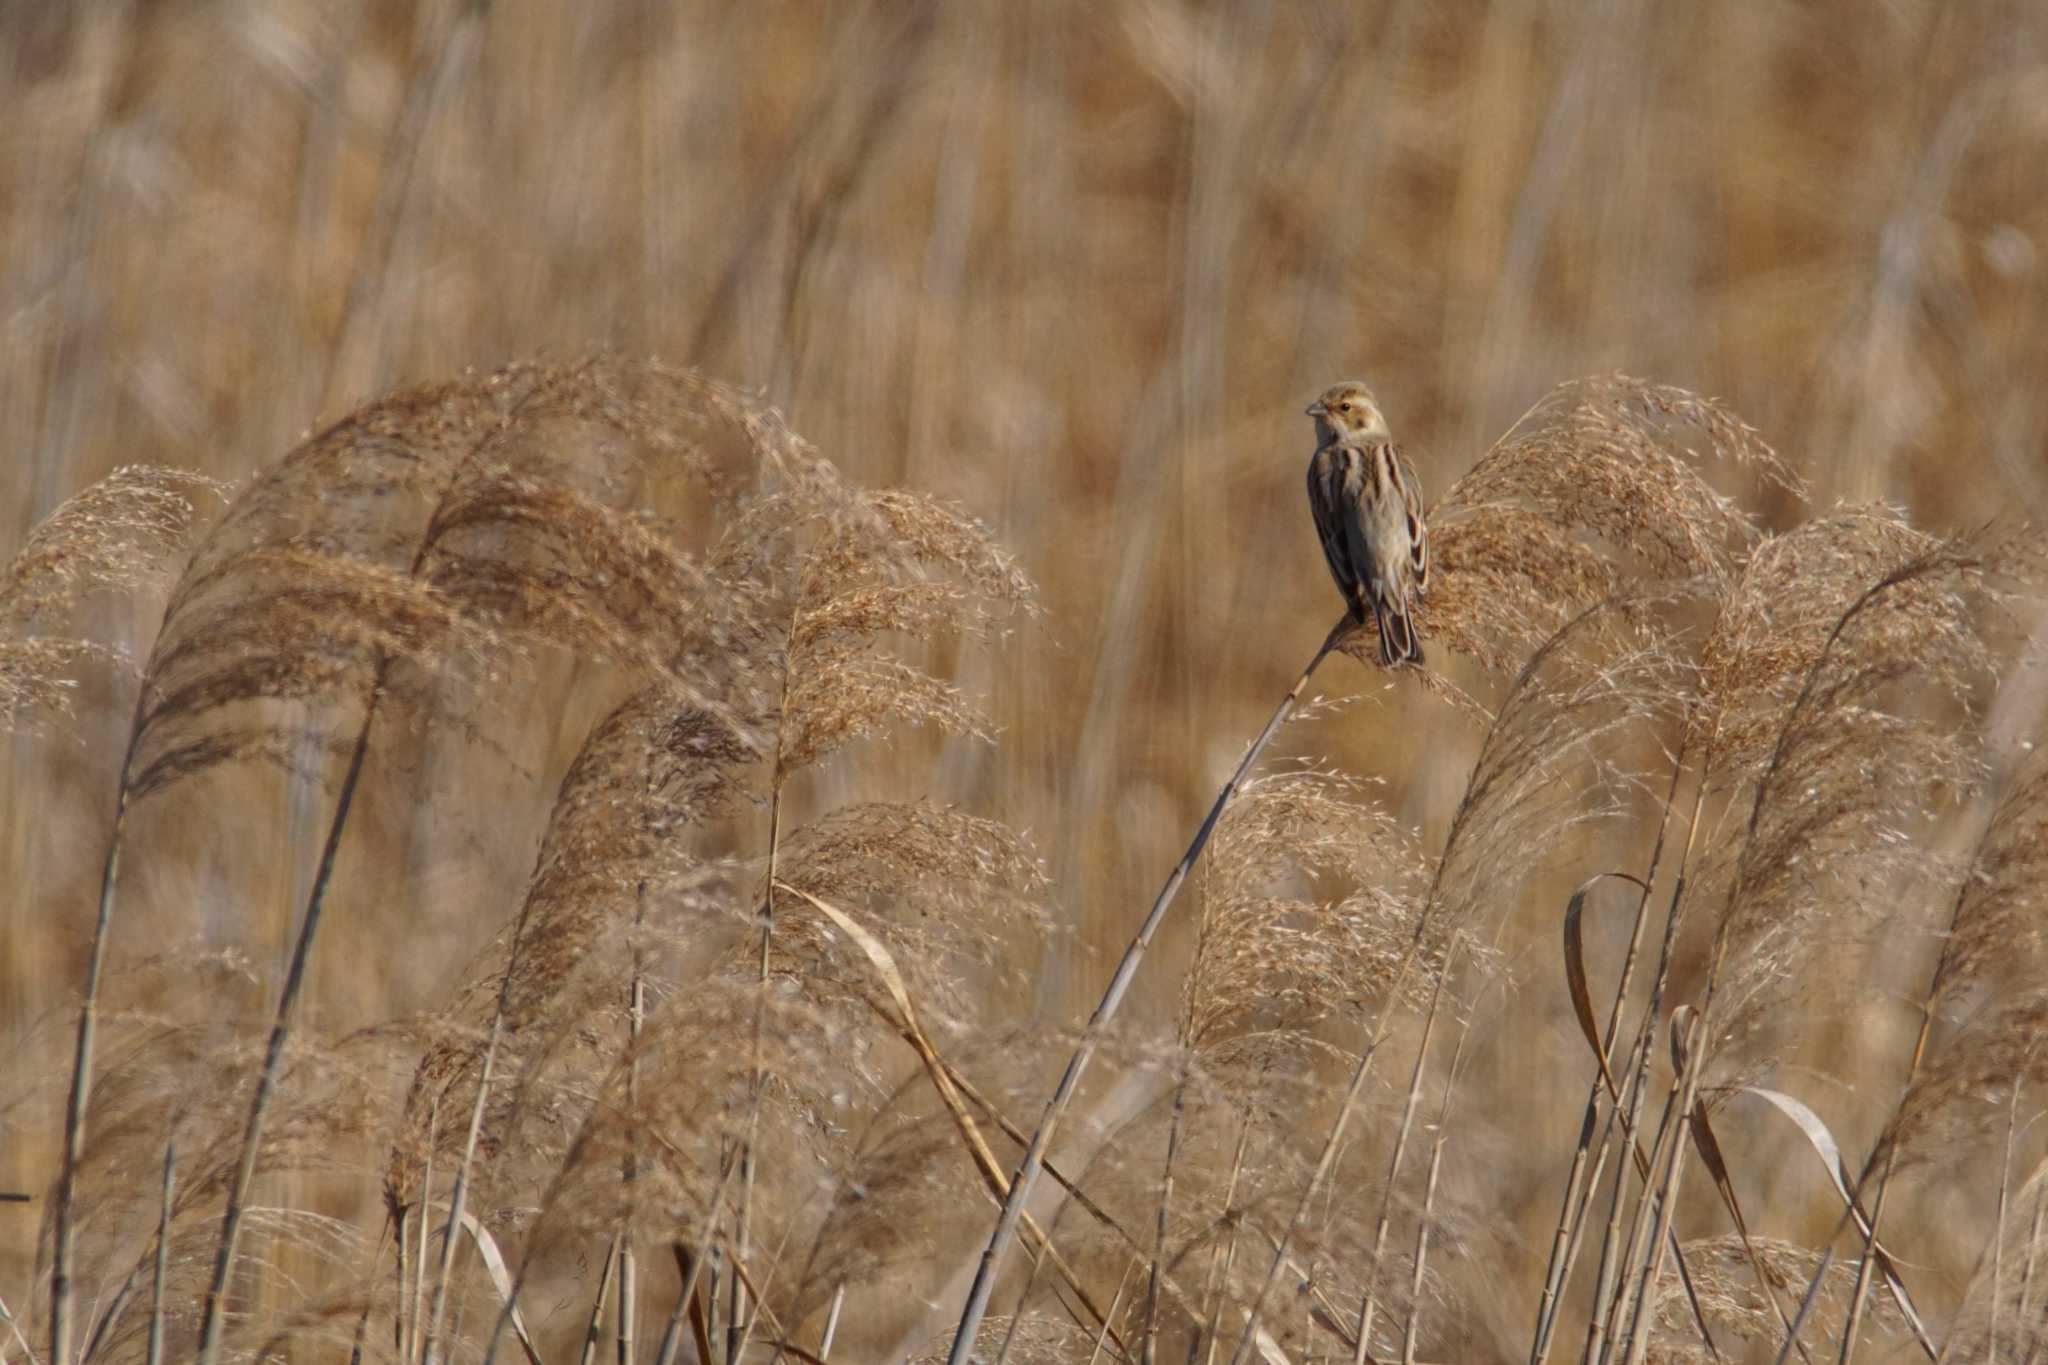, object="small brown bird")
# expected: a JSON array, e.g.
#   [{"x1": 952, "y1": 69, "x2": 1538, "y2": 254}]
[{"x1": 1305, "y1": 380, "x2": 1430, "y2": 666}]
